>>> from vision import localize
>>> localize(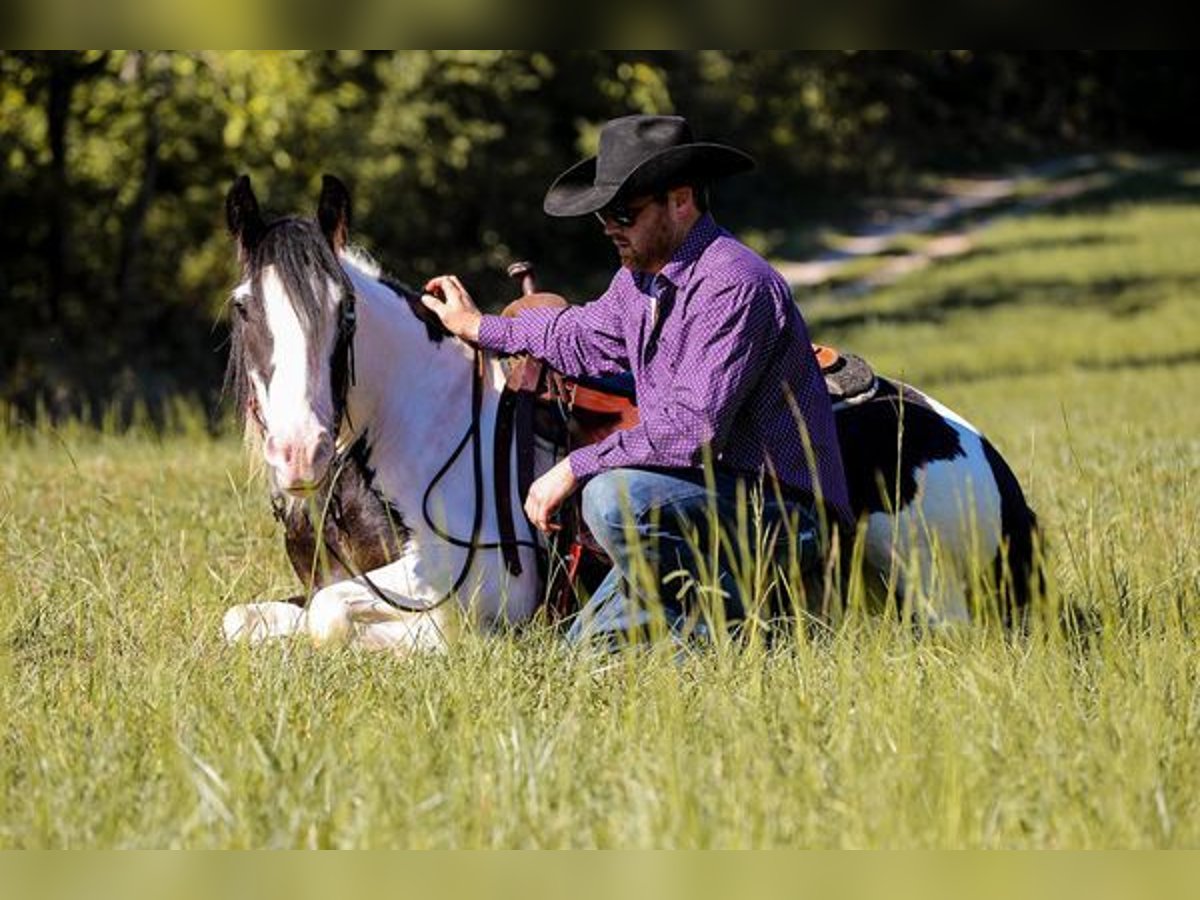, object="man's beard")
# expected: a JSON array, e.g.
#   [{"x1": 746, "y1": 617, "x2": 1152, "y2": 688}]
[
  {"x1": 612, "y1": 237, "x2": 639, "y2": 269},
  {"x1": 609, "y1": 213, "x2": 676, "y2": 273},
  {"x1": 613, "y1": 223, "x2": 671, "y2": 272}
]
